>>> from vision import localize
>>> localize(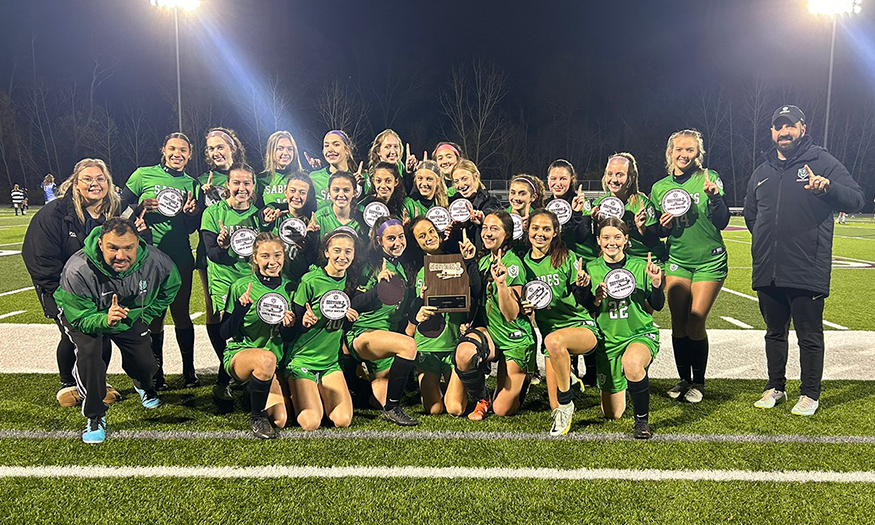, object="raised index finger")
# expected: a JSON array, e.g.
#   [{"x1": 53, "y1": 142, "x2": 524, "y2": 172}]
[
  {"x1": 647, "y1": 252, "x2": 652, "y2": 266},
  {"x1": 111, "y1": 294, "x2": 118, "y2": 306},
  {"x1": 207, "y1": 171, "x2": 213, "y2": 186},
  {"x1": 406, "y1": 143, "x2": 411, "y2": 160}
]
